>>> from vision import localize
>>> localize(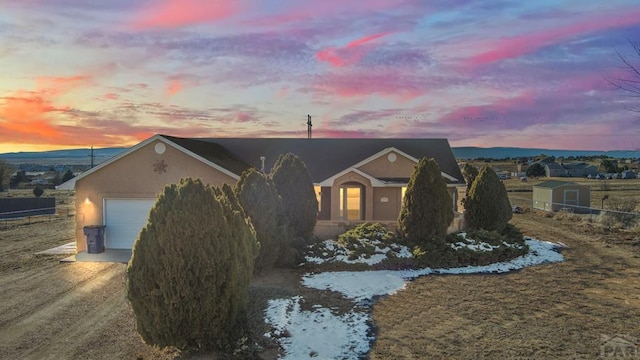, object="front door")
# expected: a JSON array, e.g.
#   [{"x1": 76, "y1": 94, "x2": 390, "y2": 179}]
[{"x1": 340, "y1": 184, "x2": 363, "y2": 220}]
